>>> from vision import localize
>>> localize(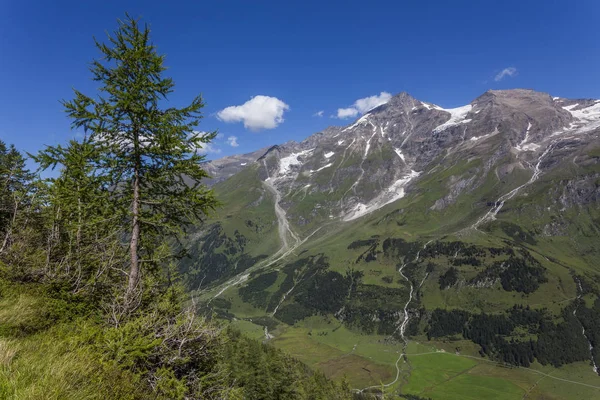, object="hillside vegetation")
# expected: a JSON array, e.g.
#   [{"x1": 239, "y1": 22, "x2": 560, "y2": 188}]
[
  {"x1": 181, "y1": 75, "x2": 600, "y2": 399},
  {"x1": 0, "y1": 15, "x2": 352, "y2": 400}
]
